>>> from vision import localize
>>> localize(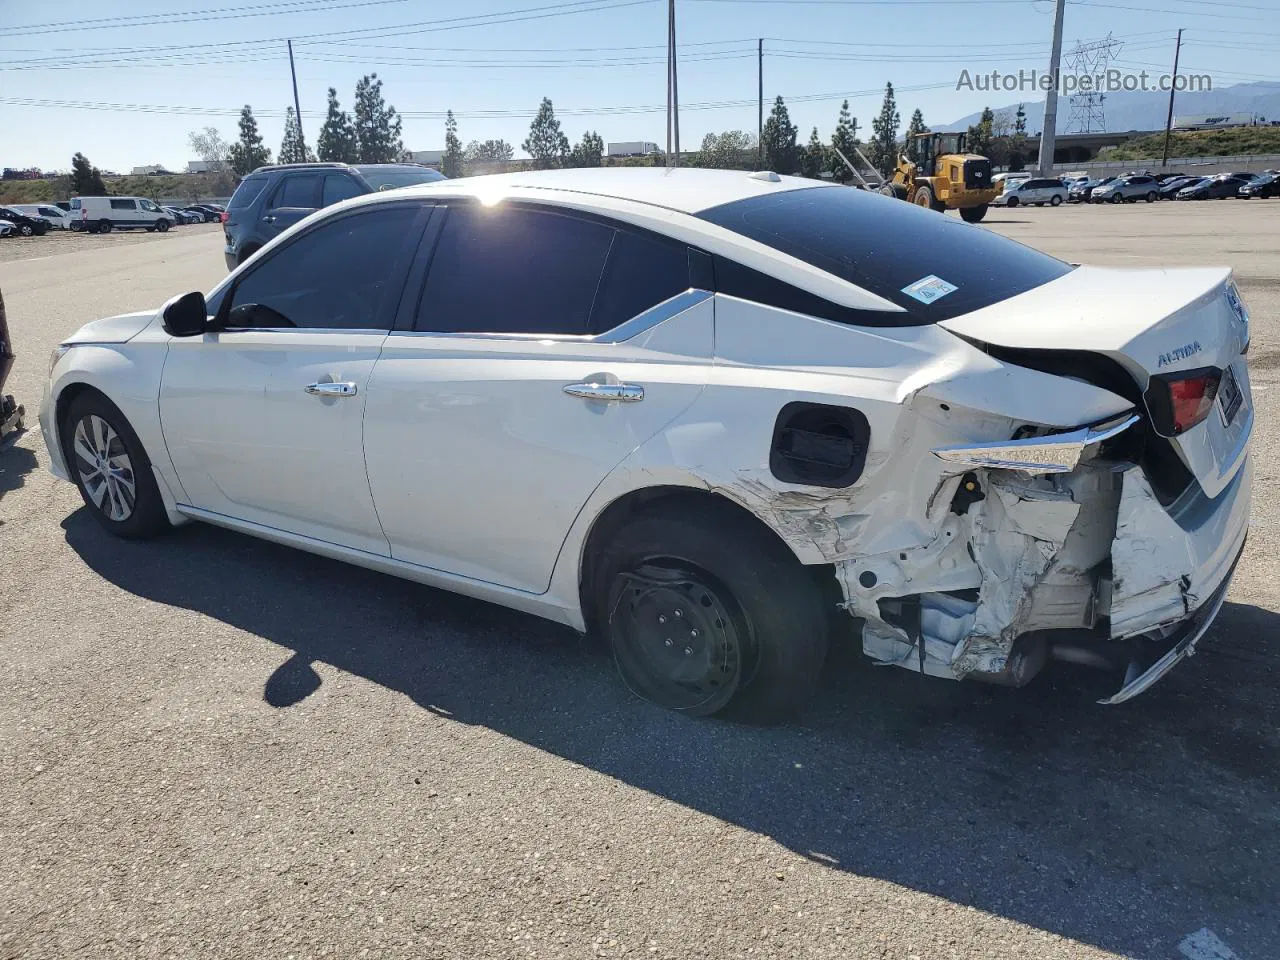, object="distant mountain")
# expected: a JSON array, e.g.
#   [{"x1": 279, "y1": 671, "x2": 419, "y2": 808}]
[{"x1": 938, "y1": 81, "x2": 1280, "y2": 134}]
